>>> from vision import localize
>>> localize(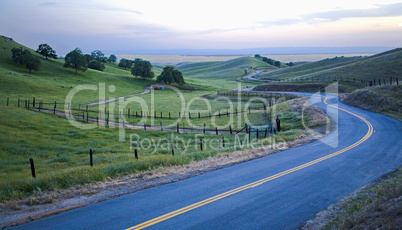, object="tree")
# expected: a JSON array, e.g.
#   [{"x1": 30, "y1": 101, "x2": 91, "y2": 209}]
[
  {"x1": 88, "y1": 60, "x2": 105, "y2": 71},
  {"x1": 286, "y1": 62, "x2": 294, "y2": 67},
  {"x1": 63, "y1": 48, "x2": 87, "y2": 74},
  {"x1": 23, "y1": 54, "x2": 41, "y2": 73},
  {"x1": 108, "y1": 54, "x2": 117, "y2": 63},
  {"x1": 84, "y1": 54, "x2": 94, "y2": 63},
  {"x1": 11, "y1": 47, "x2": 31, "y2": 64},
  {"x1": 118, "y1": 58, "x2": 132, "y2": 70},
  {"x1": 156, "y1": 66, "x2": 185, "y2": 85},
  {"x1": 274, "y1": 61, "x2": 281, "y2": 67},
  {"x1": 91, "y1": 50, "x2": 107, "y2": 63},
  {"x1": 131, "y1": 60, "x2": 154, "y2": 79},
  {"x1": 36, "y1": 44, "x2": 57, "y2": 60},
  {"x1": 254, "y1": 54, "x2": 261, "y2": 58}
]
